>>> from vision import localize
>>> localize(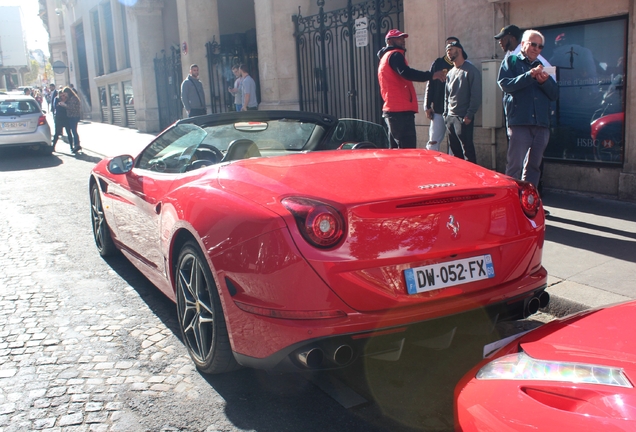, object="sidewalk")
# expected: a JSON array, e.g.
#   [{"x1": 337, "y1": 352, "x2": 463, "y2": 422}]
[
  {"x1": 75, "y1": 119, "x2": 157, "y2": 157},
  {"x1": 75, "y1": 119, "x2": 636, "y2": 318},
  {"x1": 542, "y1": 191, "x2": 636, "y2": 316}
]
